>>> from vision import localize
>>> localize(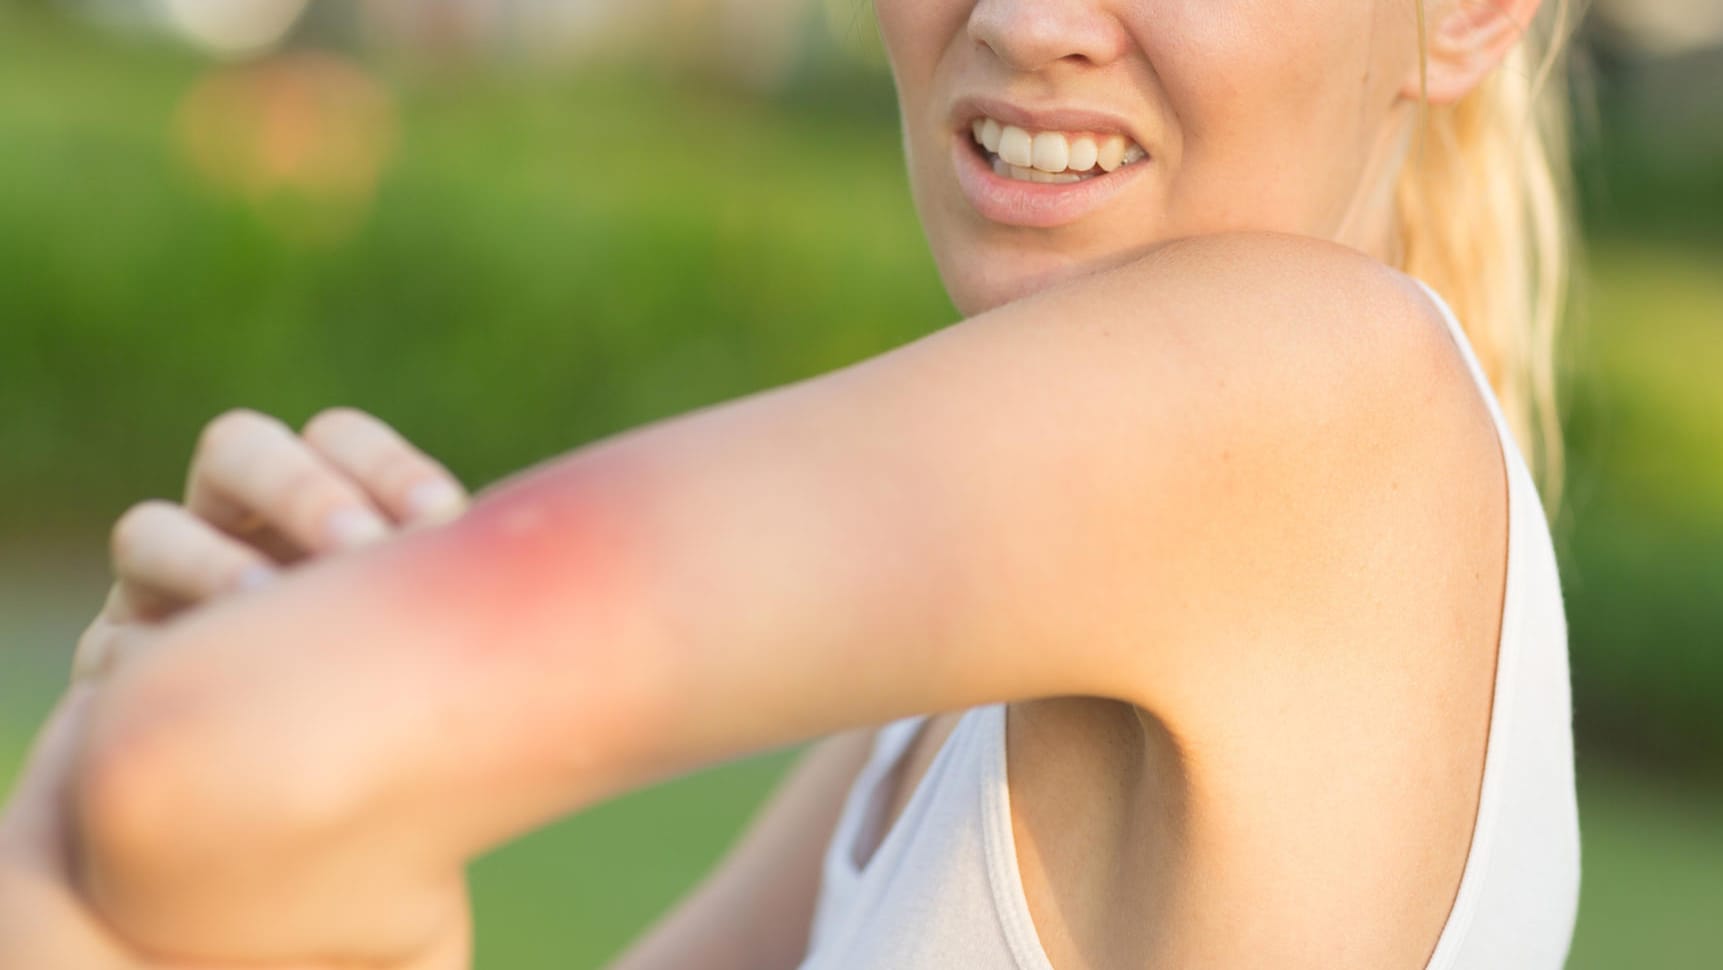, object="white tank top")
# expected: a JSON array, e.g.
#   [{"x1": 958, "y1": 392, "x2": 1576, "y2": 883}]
[{"x1": 795, "y1": 280, "x2": 1581, "y2": 969}]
